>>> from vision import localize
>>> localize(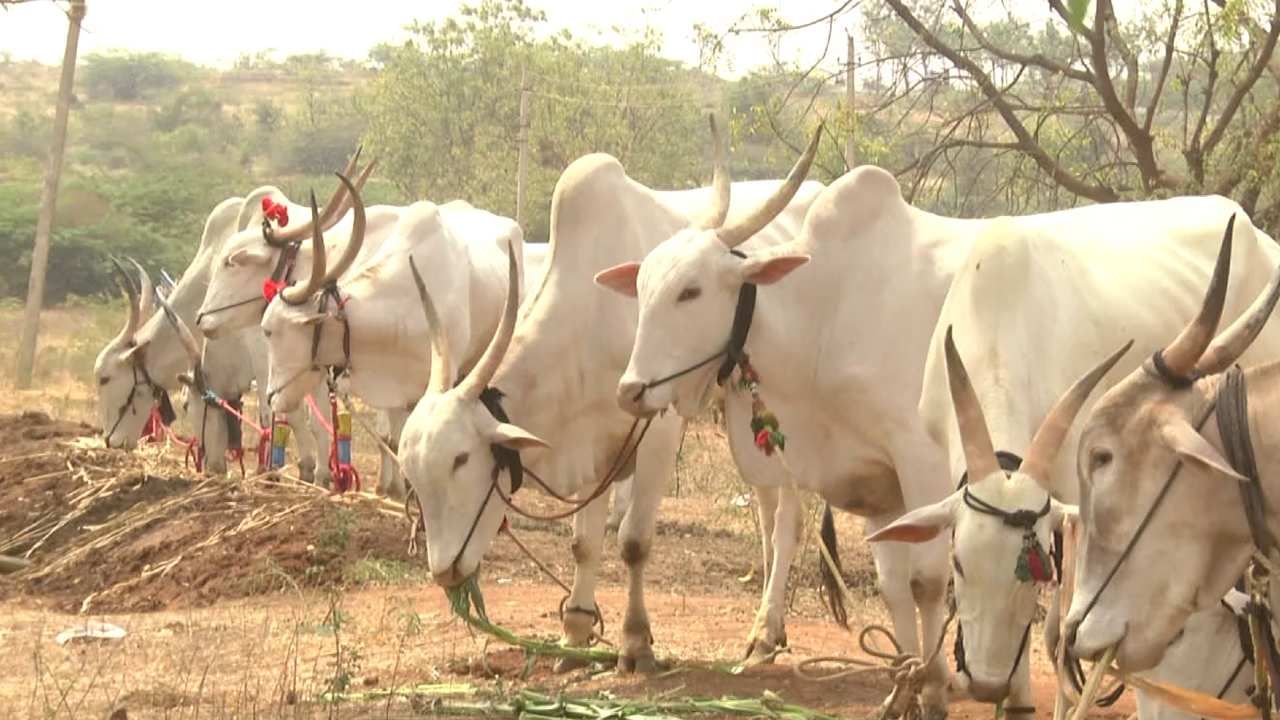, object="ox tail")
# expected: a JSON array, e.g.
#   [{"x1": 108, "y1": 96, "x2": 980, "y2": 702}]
[{"x1": 817, "y1": 503, "x2": 849, "y2": 629}]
